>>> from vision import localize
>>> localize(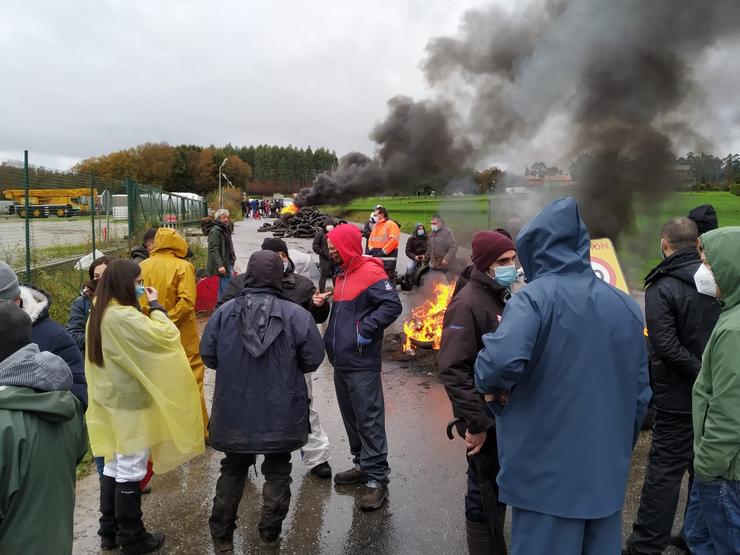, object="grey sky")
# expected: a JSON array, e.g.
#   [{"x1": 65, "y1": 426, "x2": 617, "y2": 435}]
[
  {"x1": 1, "y1": 0, "x2": 738, "y2": 171},
  {"x1": 0, "y1": 0, "x2": 484, "y2": 169}
]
